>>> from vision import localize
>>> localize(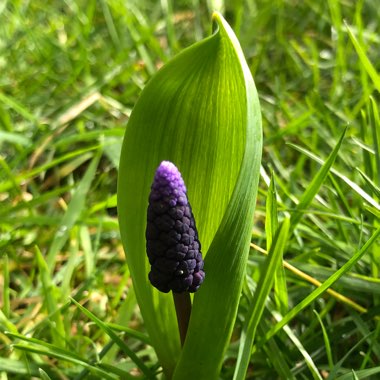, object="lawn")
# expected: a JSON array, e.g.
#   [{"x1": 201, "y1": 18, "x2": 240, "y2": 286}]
[{"x1": 0, "y1": 1, "x2": 380, "y2": 379}]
